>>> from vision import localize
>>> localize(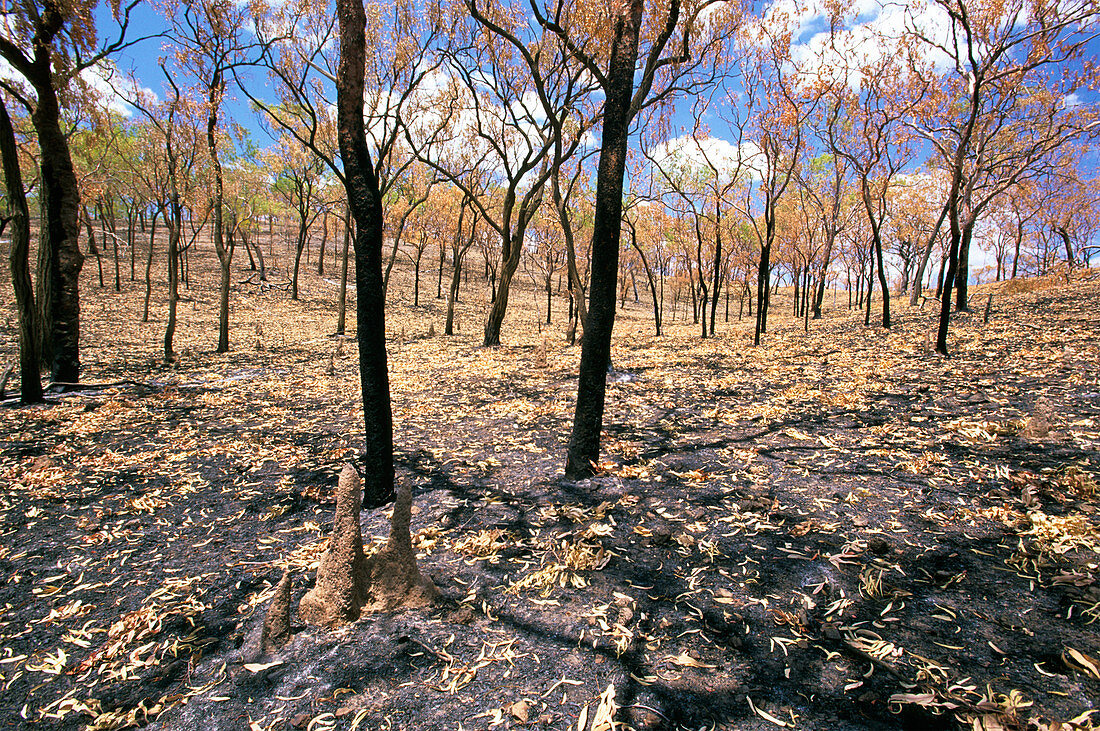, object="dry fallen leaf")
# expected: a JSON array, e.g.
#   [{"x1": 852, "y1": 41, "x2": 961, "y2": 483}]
[
  {"x1": 510, "y1": 699, "x2": 530, "y2": 723},
  {"x1": 590, "y1": 684, "x2": 617, "y2": 731},
  {"x1": 1063, "y1": 648, "x2": 1100, "y2": 679}
]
